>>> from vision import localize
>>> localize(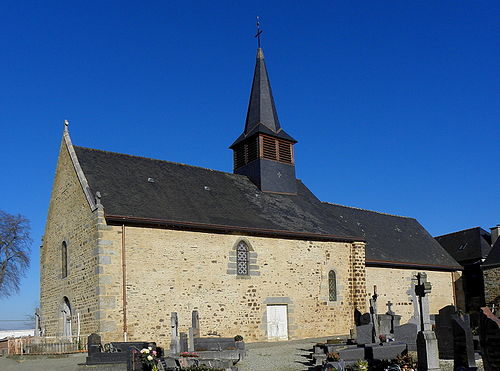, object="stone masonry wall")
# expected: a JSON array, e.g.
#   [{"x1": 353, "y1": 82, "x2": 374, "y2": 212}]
[
  {"x1": 483, "y1": 266, "x2": 500, "y2": 305},
  {"x1": 365, "y1": 267, "x2": 456, "y2": 324},
  {"x1": 40, "y1": 138, "x2": 99, "y2": 337},
  {"x1": 98, "y1": 224, "x2": 367, "y2": 346}
]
